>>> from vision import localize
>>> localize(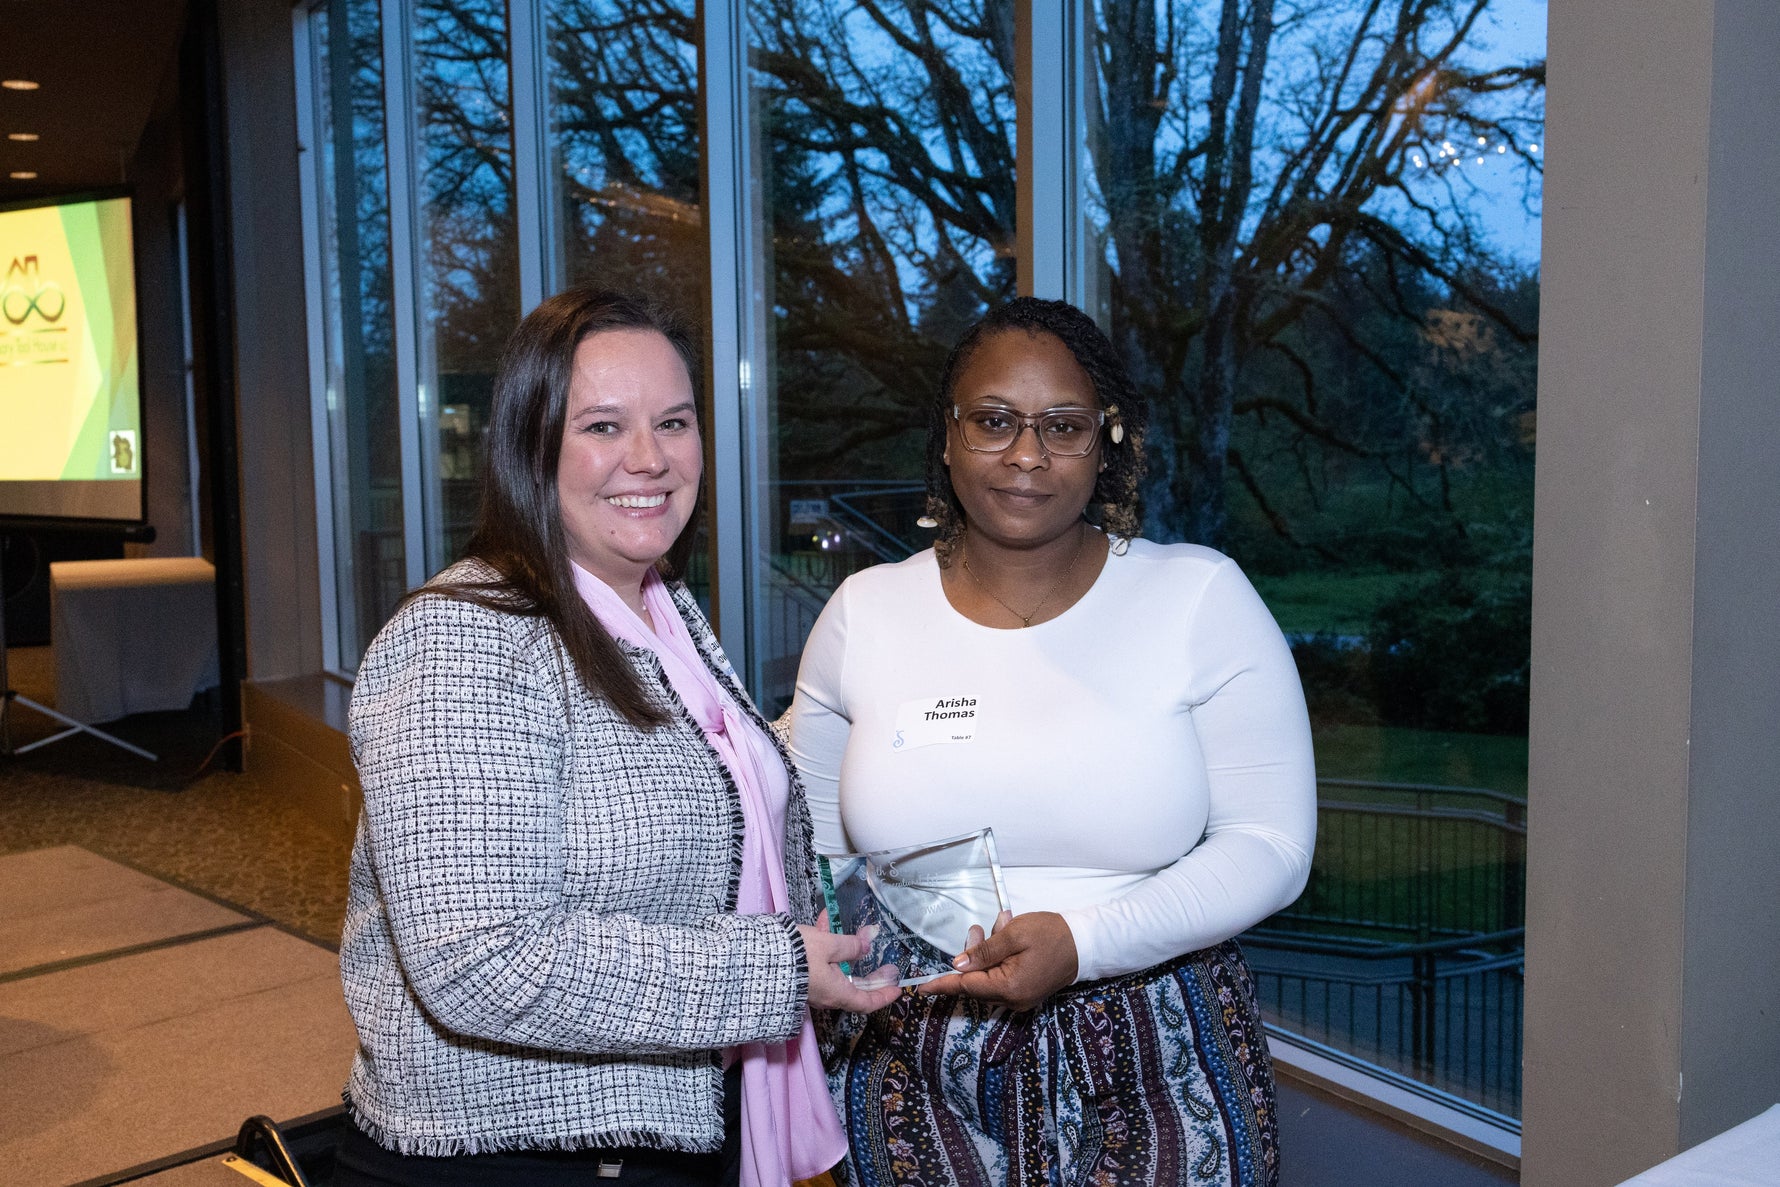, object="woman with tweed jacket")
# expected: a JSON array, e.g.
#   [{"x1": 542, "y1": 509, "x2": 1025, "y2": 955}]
[{"x1": 334, "y1": 288, "x2": 899, "y2": 1187}]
